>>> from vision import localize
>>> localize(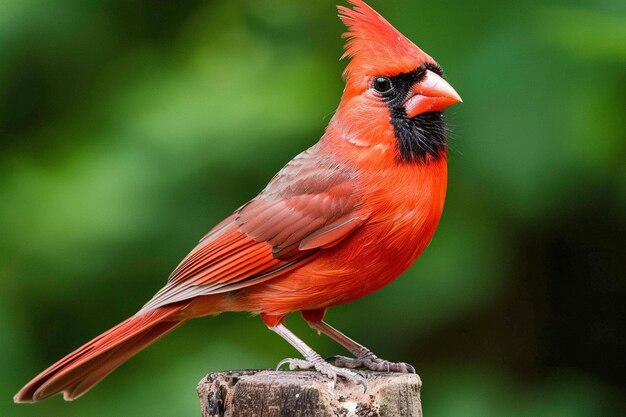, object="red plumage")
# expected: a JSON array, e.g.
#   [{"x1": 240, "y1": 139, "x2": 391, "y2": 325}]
[
  {"x1": 339, "y1": 0, "x2": 433, "y2": 78},
  {"x1": 16, "y1": 306, "x2": 185, "y2": 401},
  {"x1": 15, "y1": 0, "x2": 461, "y2": 403}
]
